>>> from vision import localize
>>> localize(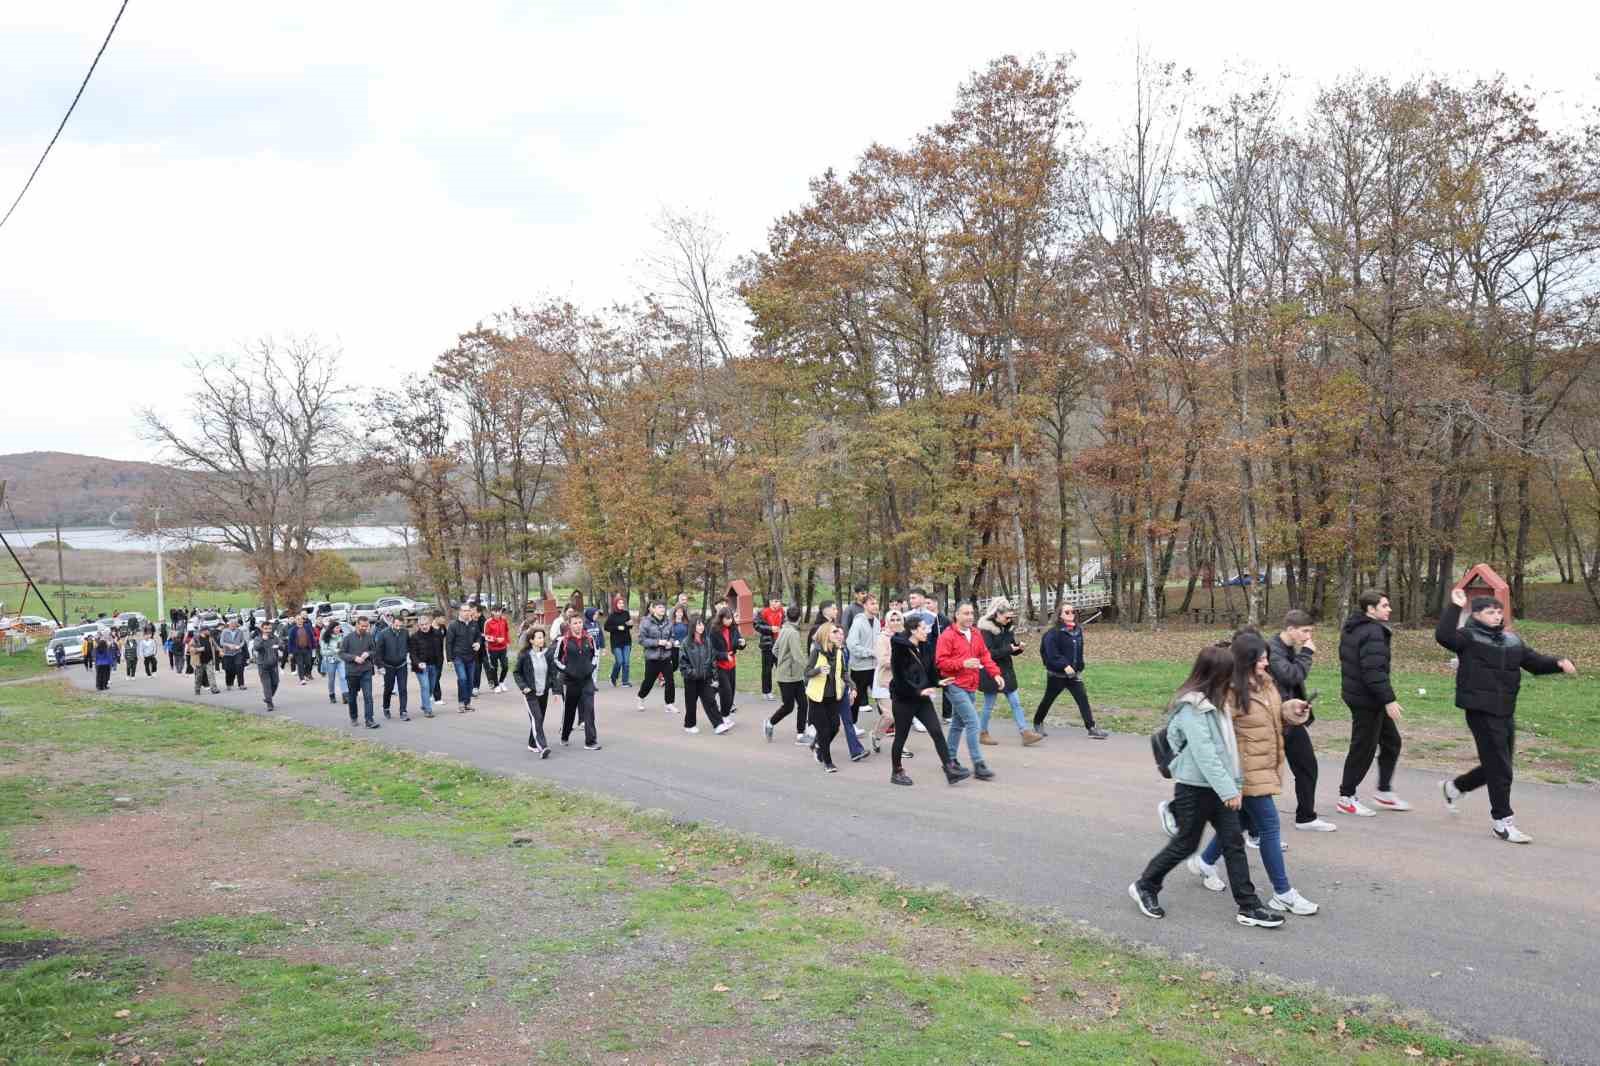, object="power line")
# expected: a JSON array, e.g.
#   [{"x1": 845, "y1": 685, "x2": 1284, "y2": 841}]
[{"x1": 0, "y1": 0, "x2": 131, "y2": 234}]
